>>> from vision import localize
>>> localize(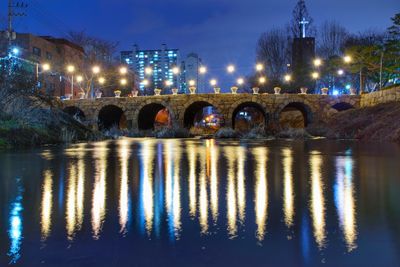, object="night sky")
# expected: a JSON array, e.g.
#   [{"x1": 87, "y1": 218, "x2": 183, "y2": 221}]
[{"x1": 1, "y1": 0, "x2": 398, "y2": 87}]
